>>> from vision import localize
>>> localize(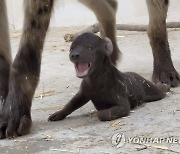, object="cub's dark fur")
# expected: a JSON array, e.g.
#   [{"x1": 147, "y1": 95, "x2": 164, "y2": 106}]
[{"x1": 49, "y1": 33, "x2": 169, "y2": 121}]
